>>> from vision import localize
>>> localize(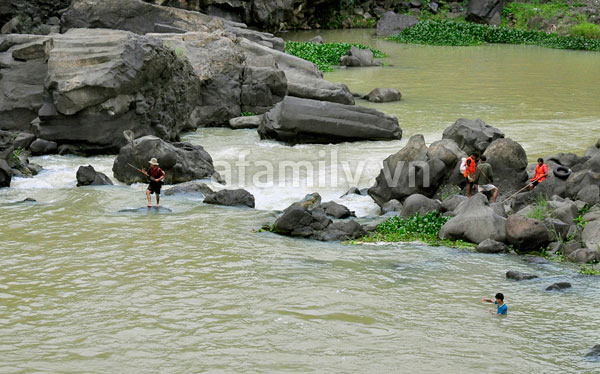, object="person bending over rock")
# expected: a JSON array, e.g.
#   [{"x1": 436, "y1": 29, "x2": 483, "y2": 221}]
[
  {"x1": 529, "y1": 158, "x2": 548, "y2": 191},
  {"x1": 475, "y1": 155, "x2": 499, "y2": 203},
  {"x1": 482, "y1": 293, "x2": 507, "y2": 316},
  {"x1": 144, "y1": 158, "x2": 166, "y2": 207}
]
